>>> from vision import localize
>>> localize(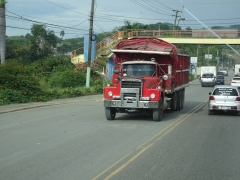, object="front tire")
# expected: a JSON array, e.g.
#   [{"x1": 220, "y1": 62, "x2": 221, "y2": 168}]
[
  {"x1": 105, "y1": 107, "x2": 116, "y2": 120},
  {"x1": 153, "y1": 99, "x2": 163, "y2": 122}
]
